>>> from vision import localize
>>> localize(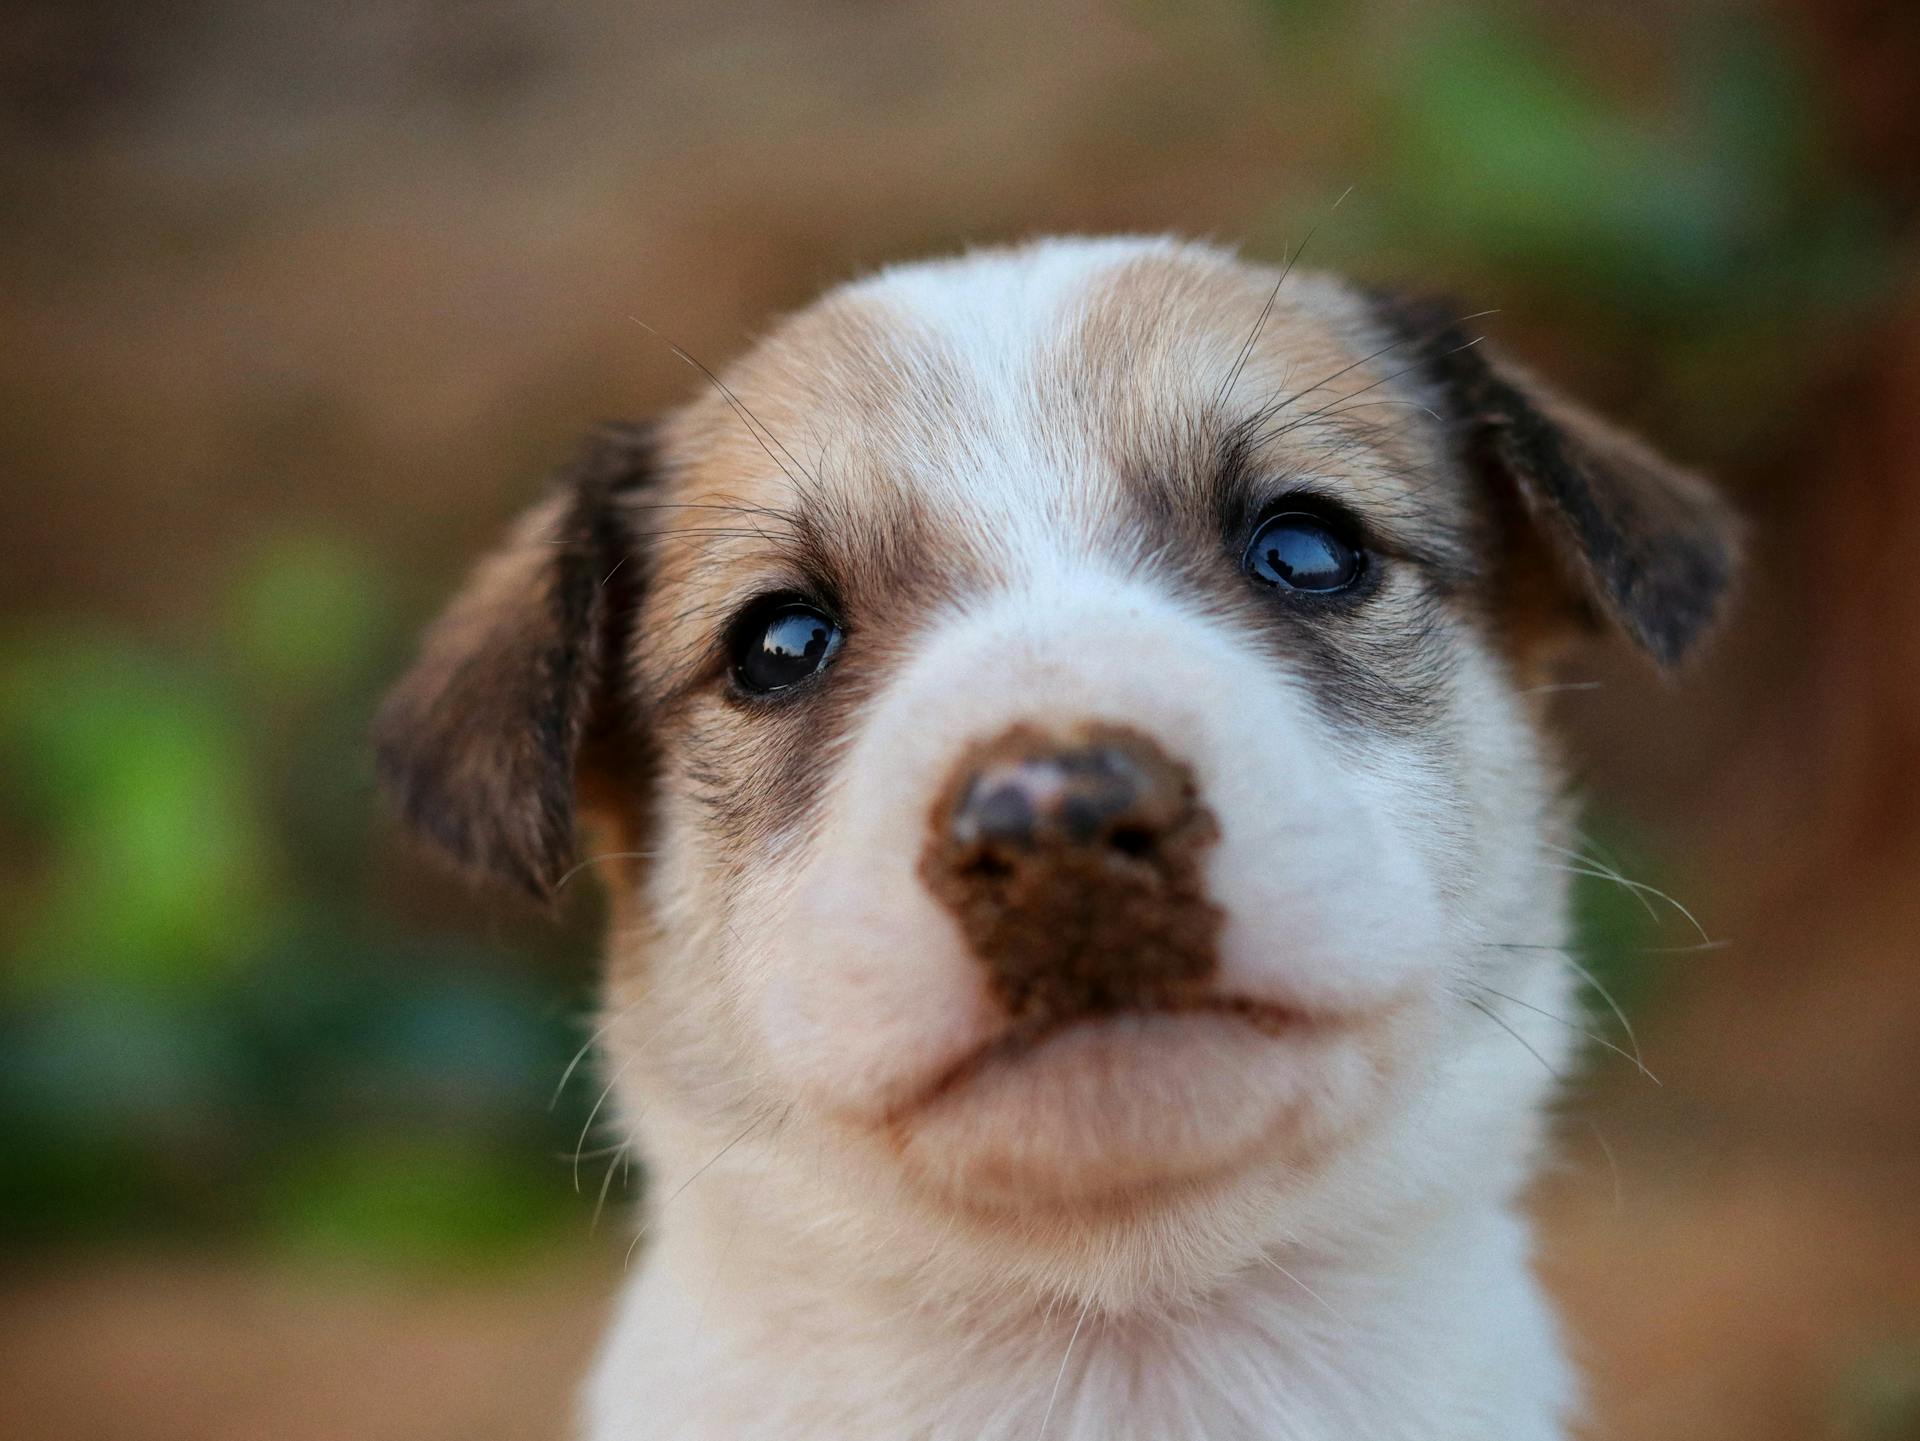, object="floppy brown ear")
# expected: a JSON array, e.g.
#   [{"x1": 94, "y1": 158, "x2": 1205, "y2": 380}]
[
  {"x1": 1374, "y1": 295, "x2": 1741, "y2": 668},
  {"x1": 374, "y1": 423, "x2": 654, "y2": 899}
]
